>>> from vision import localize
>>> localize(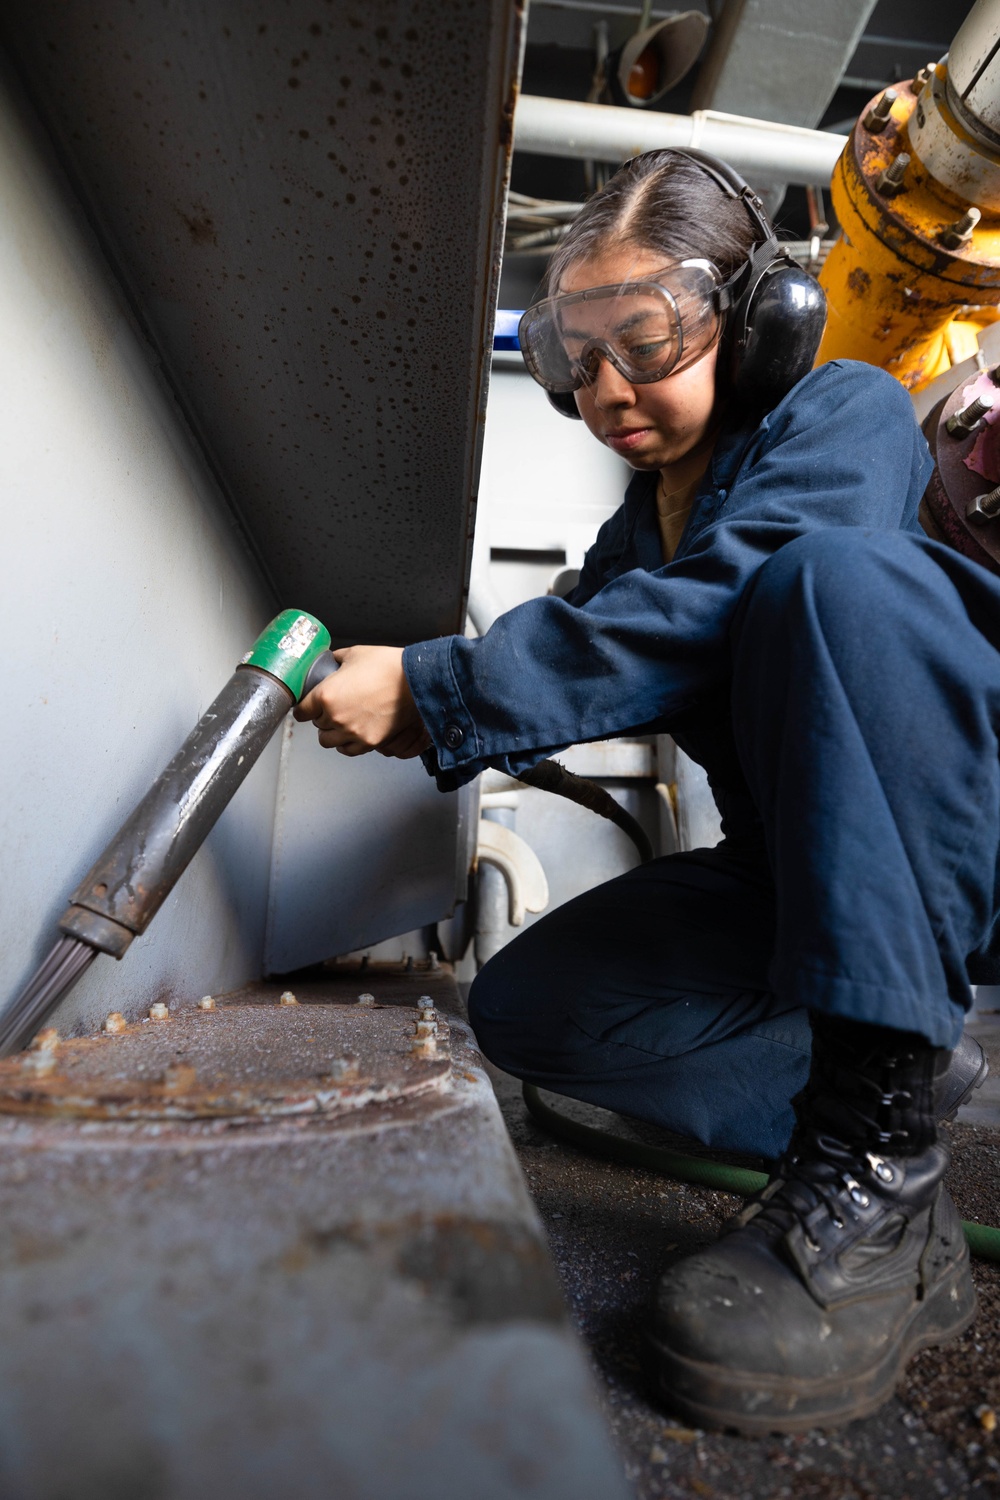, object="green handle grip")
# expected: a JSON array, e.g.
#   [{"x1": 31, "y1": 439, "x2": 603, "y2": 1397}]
[{"x1": 240, "y1": 609, "x2": 332, "y2": 702}]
